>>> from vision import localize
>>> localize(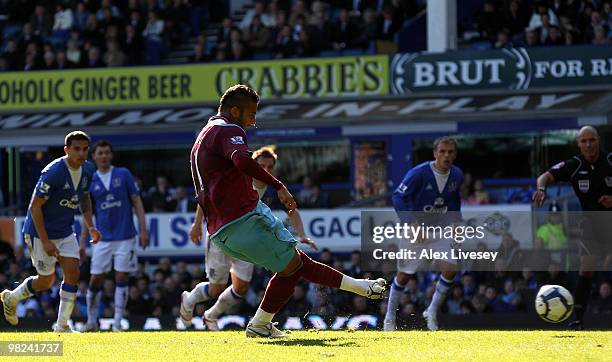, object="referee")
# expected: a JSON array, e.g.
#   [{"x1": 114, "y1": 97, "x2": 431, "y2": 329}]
[{"x1": 533, "y1": 126, "x2": 612, "y2": 329}]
